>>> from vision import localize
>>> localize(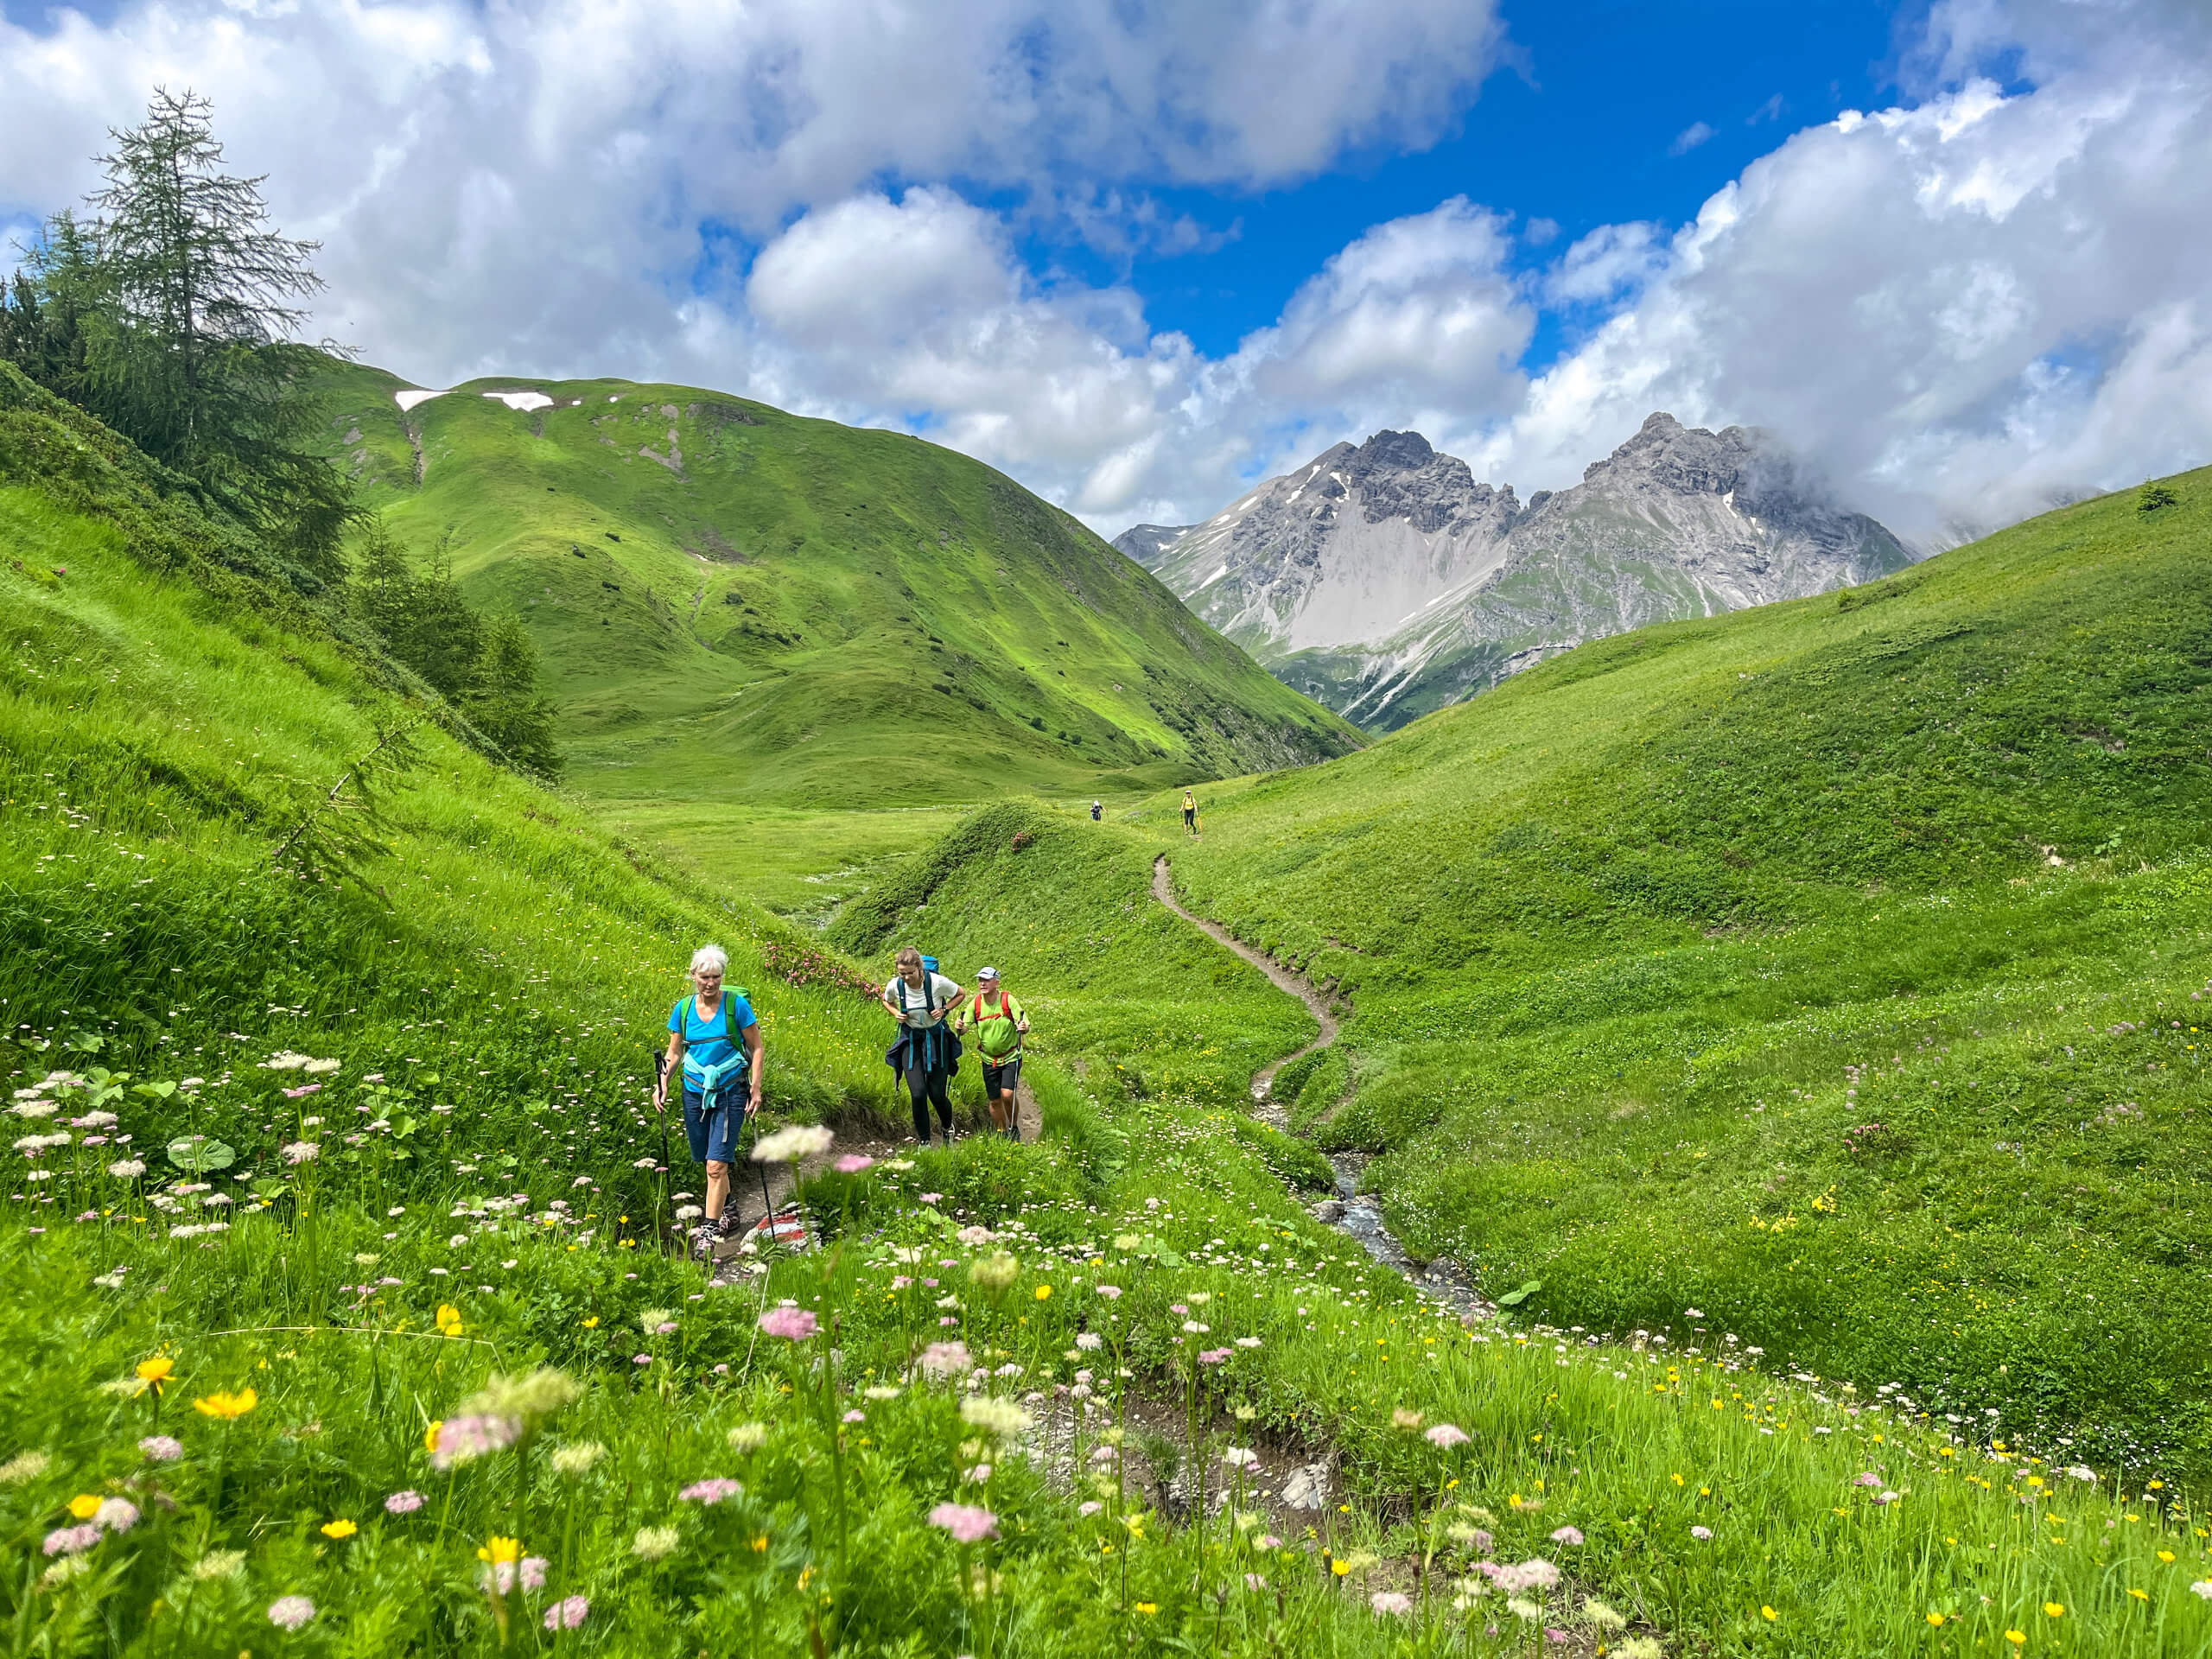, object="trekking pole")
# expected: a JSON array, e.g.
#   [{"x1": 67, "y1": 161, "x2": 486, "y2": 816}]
[
  {"x1": 747, "y1": 1100, "x2": 773, "y2": 1216},
  {"x1": 651, "y1": 1049, "x2": 671, "y2": 1173}
]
